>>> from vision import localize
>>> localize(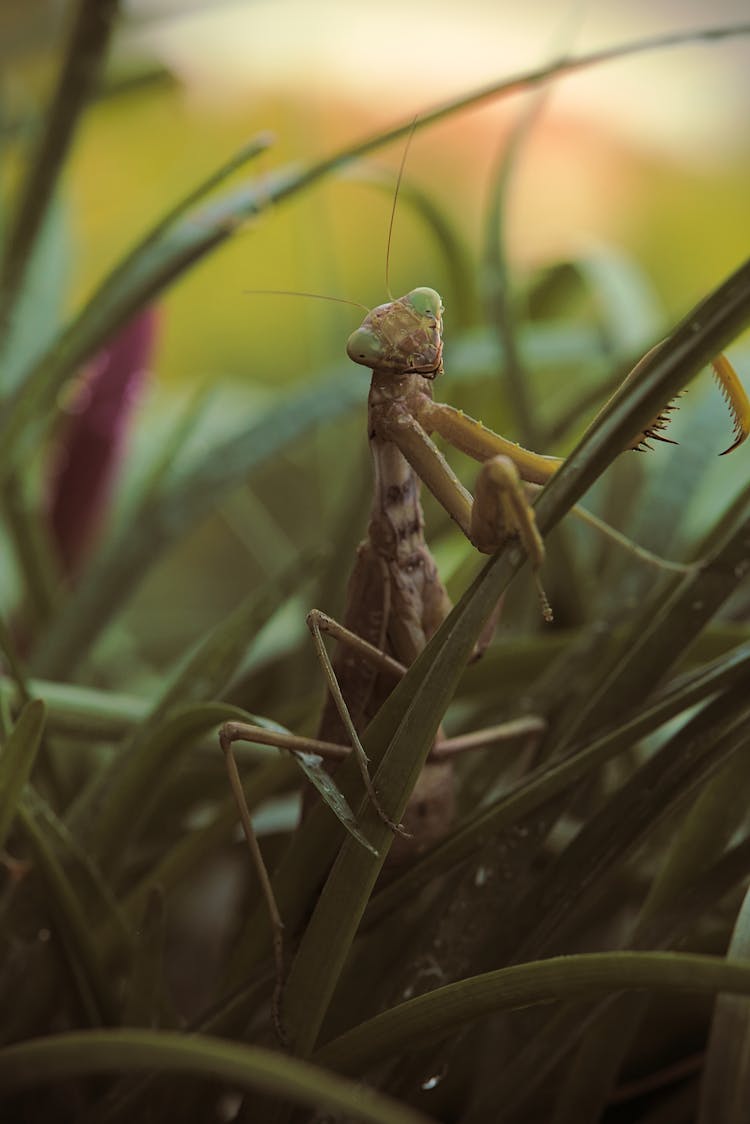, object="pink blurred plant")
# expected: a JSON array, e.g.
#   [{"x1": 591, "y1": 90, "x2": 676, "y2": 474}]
[{"x1": 48, "y1": 308, "x2": 158, "y2": 576}]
